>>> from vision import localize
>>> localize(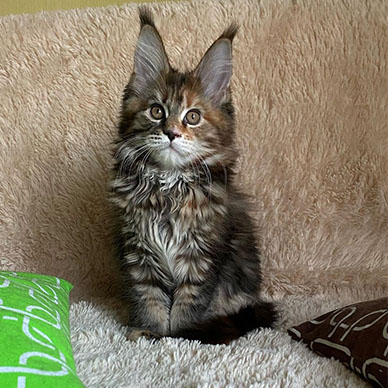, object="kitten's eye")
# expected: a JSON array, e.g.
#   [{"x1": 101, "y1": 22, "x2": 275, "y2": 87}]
[
  {"x1": 150, "y1": 104, "x2": 165, "y2": 120},
  {"x1": 184, "y1": 109, "x2": 201, "y2": 126}
]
